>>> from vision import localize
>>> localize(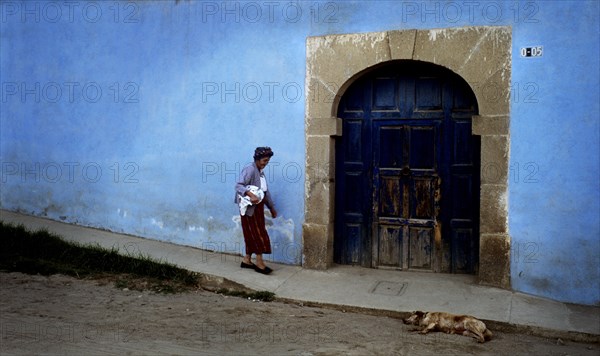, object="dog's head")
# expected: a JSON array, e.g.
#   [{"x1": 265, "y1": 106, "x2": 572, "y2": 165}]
[{"x1": 403, "y1": 311, "x2": 425, "y2": 325}]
